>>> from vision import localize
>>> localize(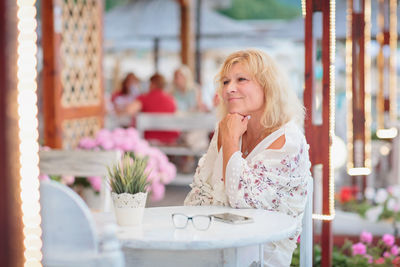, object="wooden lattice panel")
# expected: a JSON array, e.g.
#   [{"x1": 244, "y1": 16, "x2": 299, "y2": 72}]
[
  {"x1": 62, "y1": 117, "x2": 101, "y2": 149},
  {"x1": 60, "y1": 0, "x2": 102, "y2": 108}
]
